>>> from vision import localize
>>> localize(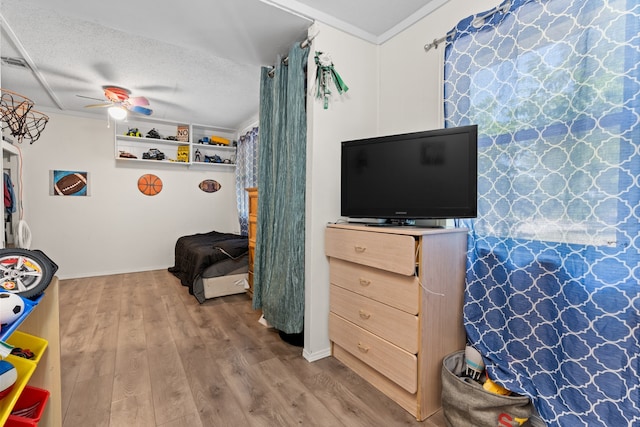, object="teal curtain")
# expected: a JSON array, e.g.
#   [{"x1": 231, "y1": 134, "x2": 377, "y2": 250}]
[
  {"x1": 235, "y1": 126, "x2": 258, "y2": 236},
  {"x1": 254, "y1": 43, "x2": 309, "y2": 334},
  {"x1": 445, "y1": 0, "x2": 640, "y2": 425}
]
